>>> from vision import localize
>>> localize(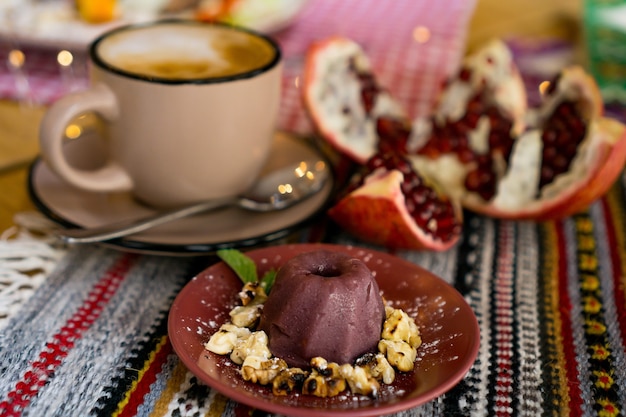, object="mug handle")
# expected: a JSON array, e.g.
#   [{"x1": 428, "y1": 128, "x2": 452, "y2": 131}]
[{"x1": 39, "y1": 83, "x2": 133, "y2": 192}]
